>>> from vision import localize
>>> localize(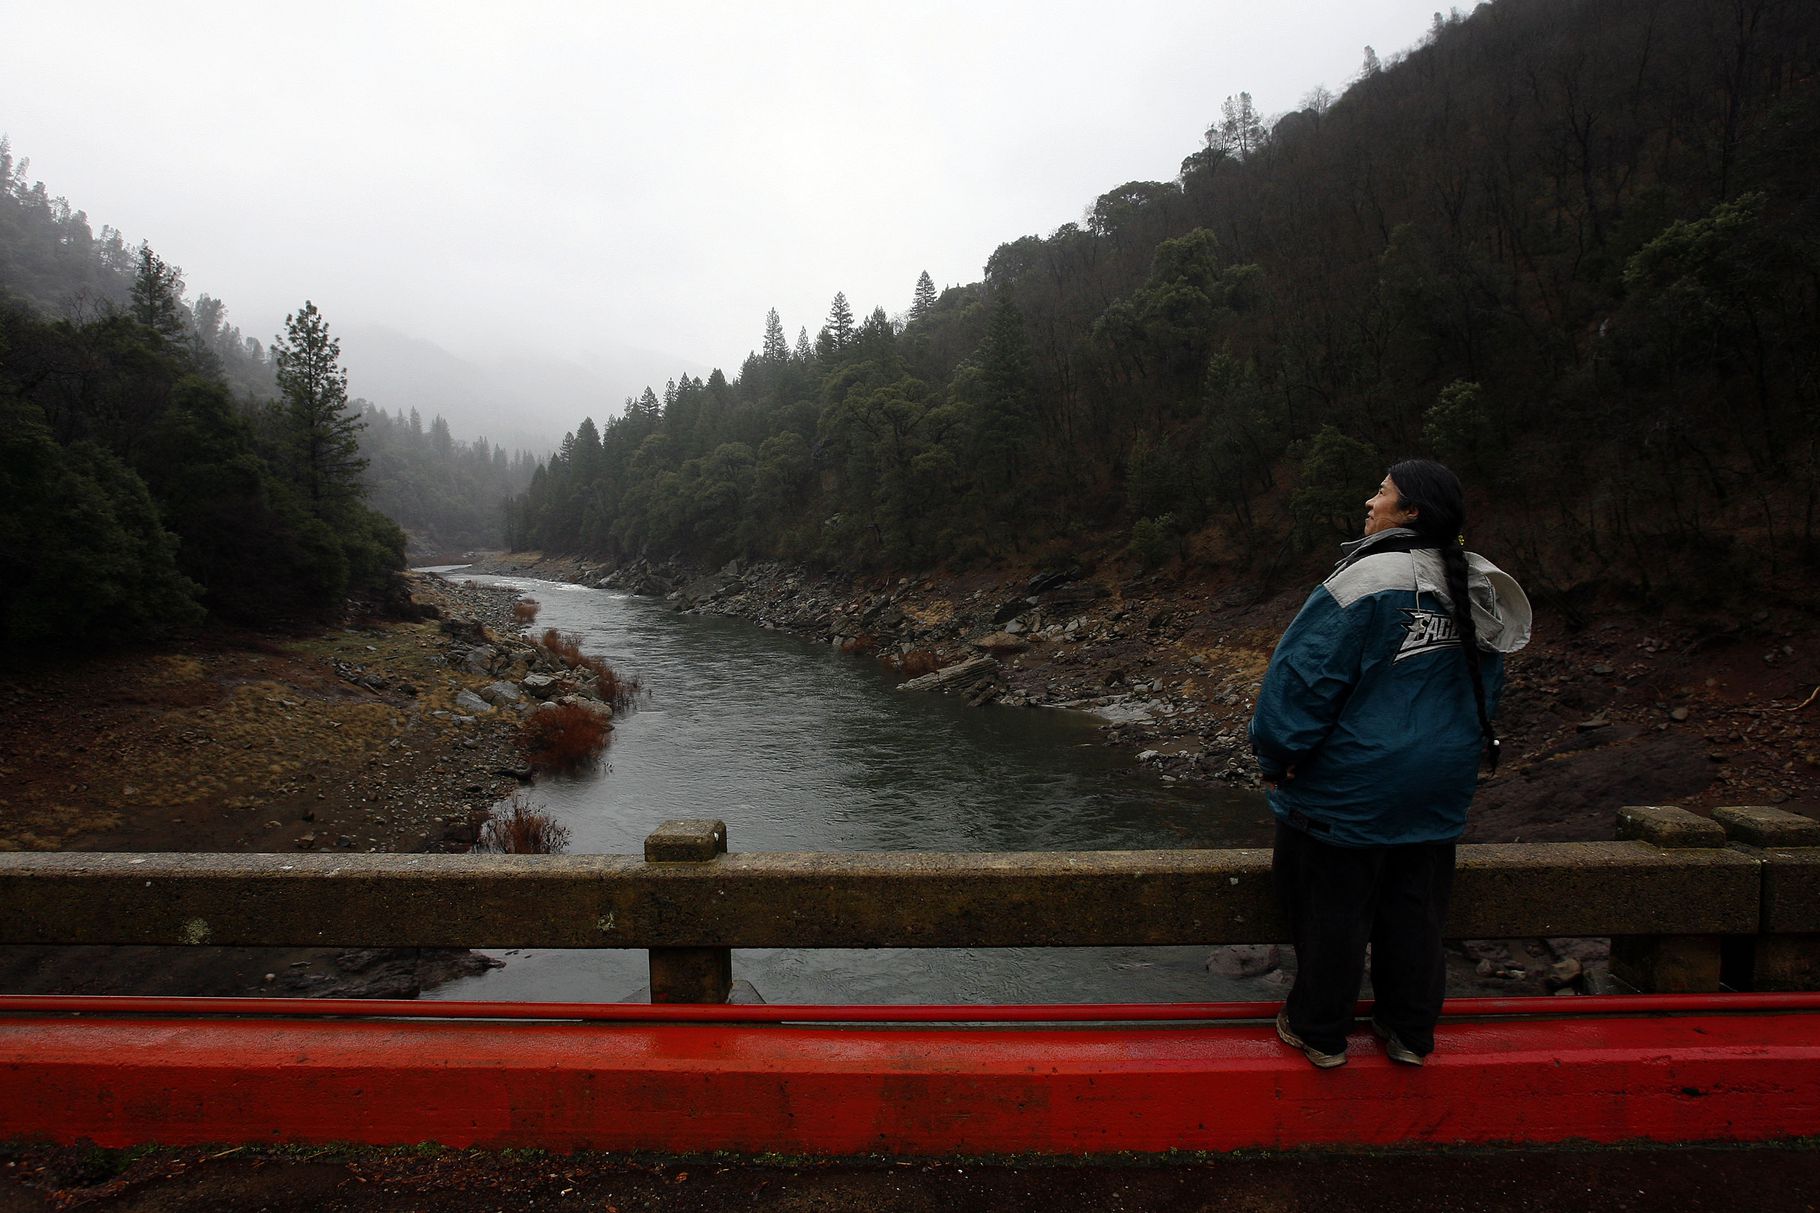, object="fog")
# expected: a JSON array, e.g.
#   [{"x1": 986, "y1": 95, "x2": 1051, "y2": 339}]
[{"x1": 4, "y1": 1, "x2": 1446, "y2": 448}]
